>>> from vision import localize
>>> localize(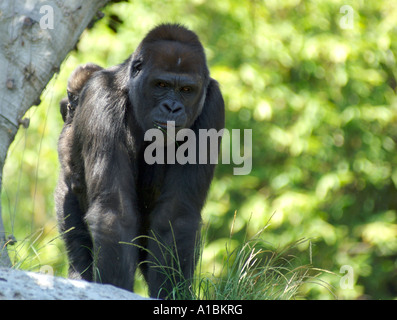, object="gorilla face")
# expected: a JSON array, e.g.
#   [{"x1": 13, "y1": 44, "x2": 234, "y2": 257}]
[{"x1": 128, "y1": 39, "x2": 209, "y2": 133}]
